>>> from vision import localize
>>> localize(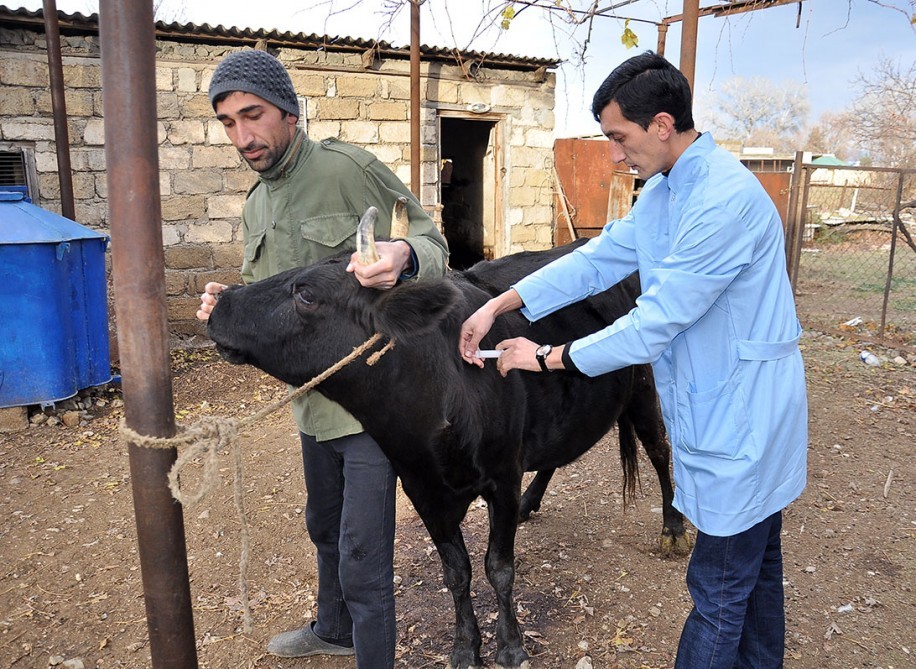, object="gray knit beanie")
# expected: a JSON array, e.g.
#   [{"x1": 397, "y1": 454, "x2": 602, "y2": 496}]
[{"x1": 209, "y1": 49, "x2": 299, "y2": 118}]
